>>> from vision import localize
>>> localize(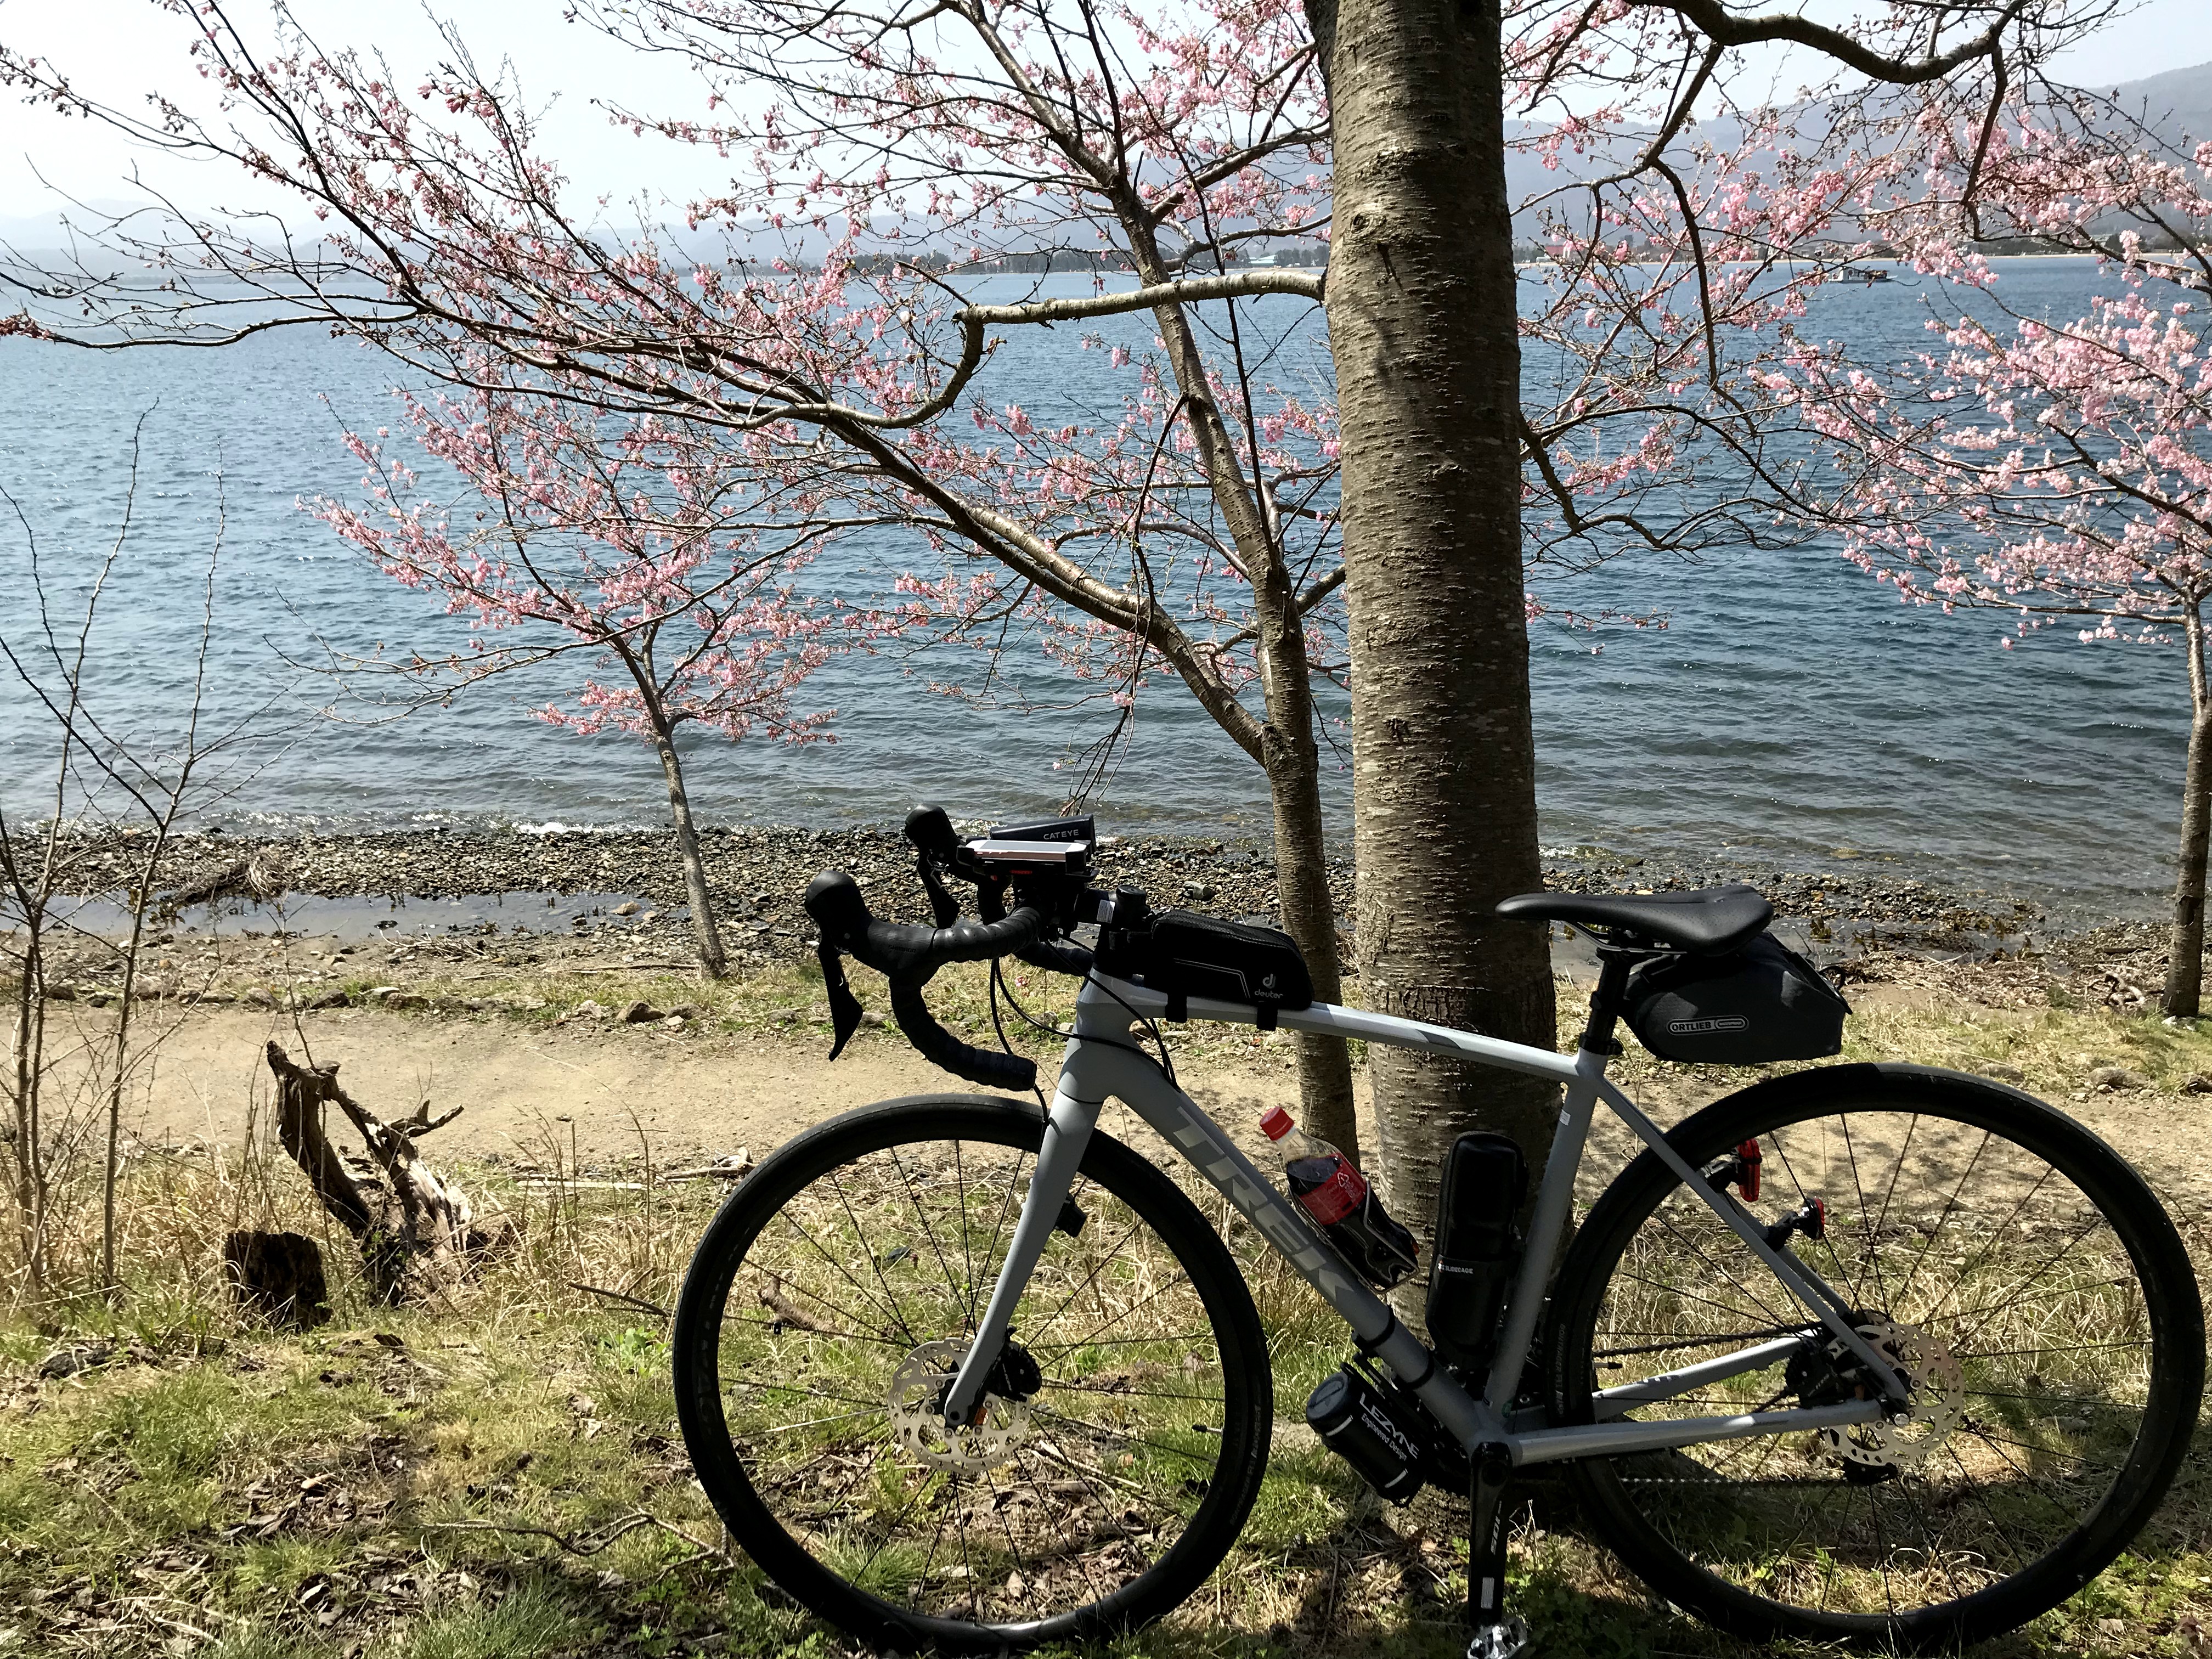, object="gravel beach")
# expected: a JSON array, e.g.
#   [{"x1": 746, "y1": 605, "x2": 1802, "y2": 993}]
[{"x1": 26, "y1": 820, "x2": 2050, "y2": 968}]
